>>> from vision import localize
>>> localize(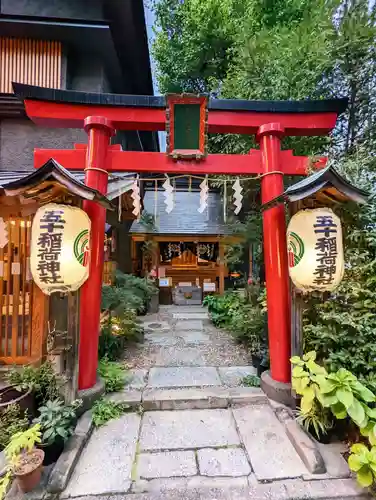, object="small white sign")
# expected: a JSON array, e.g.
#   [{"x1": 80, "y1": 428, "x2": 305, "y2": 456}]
[
  {"x1": 12, "y1": 262, "x2": 21, "y2": 275},
  {"x1": 159, "y1": 277, "x2": 171, "y2": 287},
  {"x1": 203, "y1": 282, "x2": 216, "y2": 292},
  {"x1": 178, "y1": 282, "x2": 192, "y2": 287}
]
